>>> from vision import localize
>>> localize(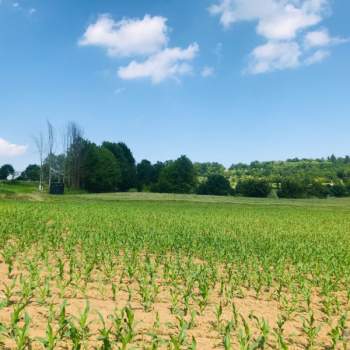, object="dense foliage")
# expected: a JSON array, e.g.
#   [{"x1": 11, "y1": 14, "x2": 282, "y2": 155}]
[
  {"x1": 19, "y1": 164, "x2": 40, "y2": 181},
  {"x1": 197, "y1": 174, "x2": 233, "y2": 196},
  {"x1": 102, "y1": 142, "x2": 137, "y2": 191},
  {"x1": 81, "y1": 142, "x2": 121, "y2": 193},
  {"x1": 0, "y1": 164, "x2": 15, "y2": 180},
  {"x1": 236, "y1": 178, "x2": 272, "y2": 198},
  {"x1": 154, "y1": 156, "x2": 197, "y2": 194},
  {"x1": 2, "y1": 128, "x2": 350, "y2": 198}
]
